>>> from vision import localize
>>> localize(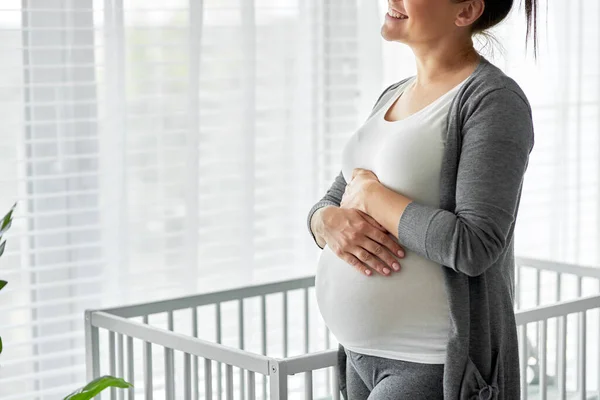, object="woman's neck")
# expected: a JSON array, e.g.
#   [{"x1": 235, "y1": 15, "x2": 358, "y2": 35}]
[{"x1": 411, "y1": 44, "x2": 480, "y2": 89}]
